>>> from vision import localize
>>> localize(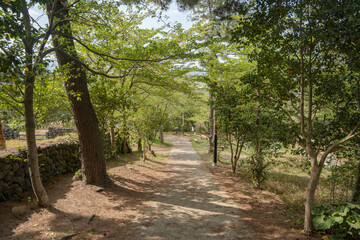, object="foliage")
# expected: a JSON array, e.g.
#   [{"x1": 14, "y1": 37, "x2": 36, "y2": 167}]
[
  {"x1": 328, "y1": 158, "x2": 357, "y2": 205},
  {"x1": 225, "y1": 0, "x2": 360, "y2": 230},
  {"x1": 312, "y1": 202, "x2": 360, "y2": 239},
  {"x1": 211, "y1": 68, "x2": 291, "y2": 187}
]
